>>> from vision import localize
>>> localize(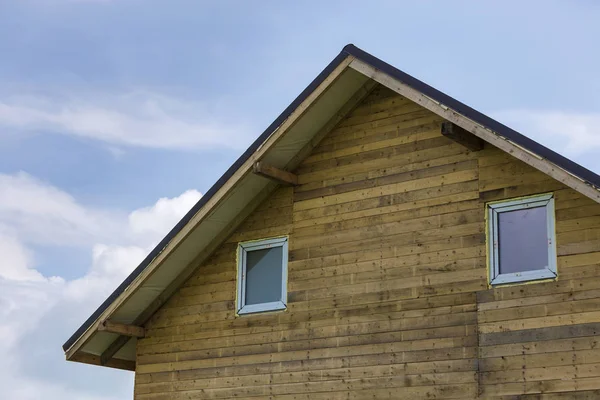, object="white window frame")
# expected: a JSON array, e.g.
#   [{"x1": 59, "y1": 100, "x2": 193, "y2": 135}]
[
  {"x1": 487, "y1": 193, "x2": 557, "y2": 286},
  {"x1": 237, "y1": 236, "x2": 288, "y2": 315}
]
